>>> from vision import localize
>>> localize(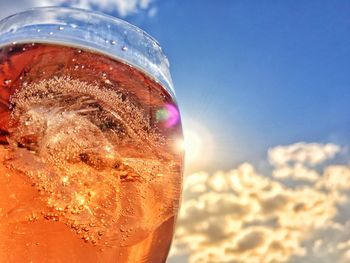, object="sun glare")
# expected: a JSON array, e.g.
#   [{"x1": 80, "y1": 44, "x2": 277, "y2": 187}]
[
  {"x1": 177, "y1": 118, "x2": 213, "y2": 170},
  {"x1": 183, "y1": 129, "x2": 203, "y2": 164}
]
